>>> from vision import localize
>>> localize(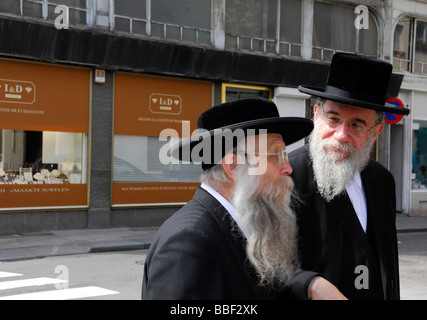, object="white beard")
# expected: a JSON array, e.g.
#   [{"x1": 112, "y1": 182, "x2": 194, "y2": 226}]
[
  {"x1": 231, "y1": 164, "x2": 299, "y2": 286},
  {"x1": 308, "y1": 125, "x2": 374, "y2": 202}
]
